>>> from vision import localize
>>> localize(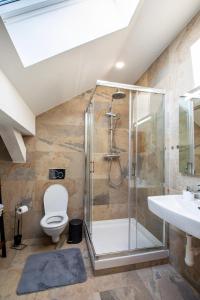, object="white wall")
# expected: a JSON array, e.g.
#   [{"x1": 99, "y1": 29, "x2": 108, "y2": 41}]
[
  {"x1": 0, "y1": 127, "x2": 26, "y2": 162},
  {"x1": 0, "y1": 69, "x2": 35, "y2": 135}
]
